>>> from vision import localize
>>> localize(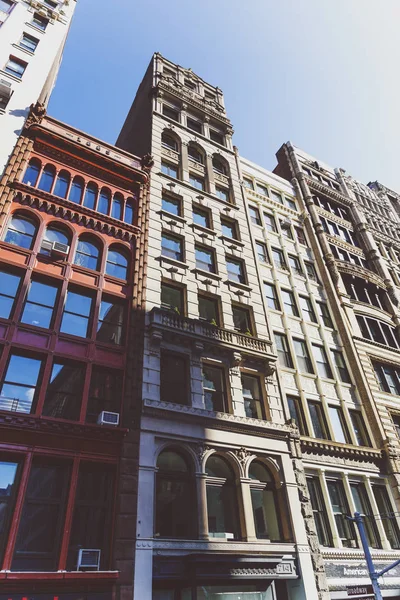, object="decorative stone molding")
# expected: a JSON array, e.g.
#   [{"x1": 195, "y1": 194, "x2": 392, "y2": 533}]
[
  {"x1": 335, "y1": 260, "x2": 386, "y2": 289},
  {"x1": 25, "y1": 101, "x2": 46, "y2": 128}
]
